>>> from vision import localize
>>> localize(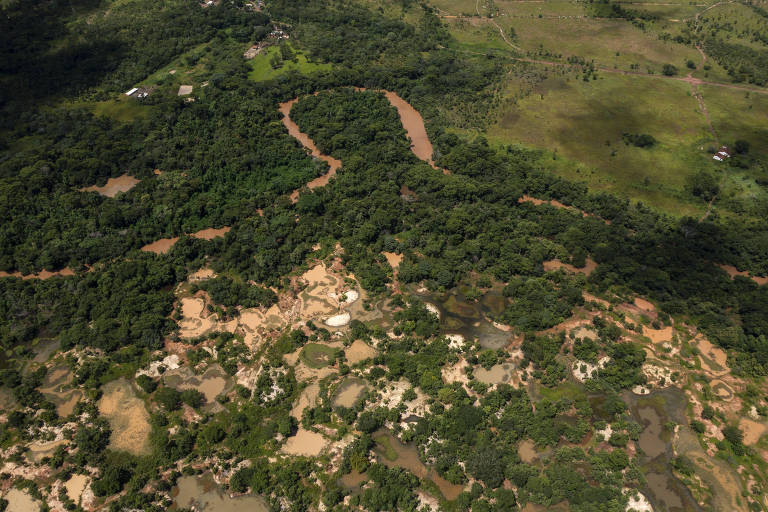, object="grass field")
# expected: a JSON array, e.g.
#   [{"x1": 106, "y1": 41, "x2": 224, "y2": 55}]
[
  {"x1": 487, "y1": 72, "x2": 715, "y2": 214},
  {"x1": 426, "y1": 0, "x2": 768, "y2": 215},
  {"x1": 300, "y1": 343, "x2": 337, "y2": 369},
  {"x1": 248, "y1": 45, "x2": 333, "y2": 82}
]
